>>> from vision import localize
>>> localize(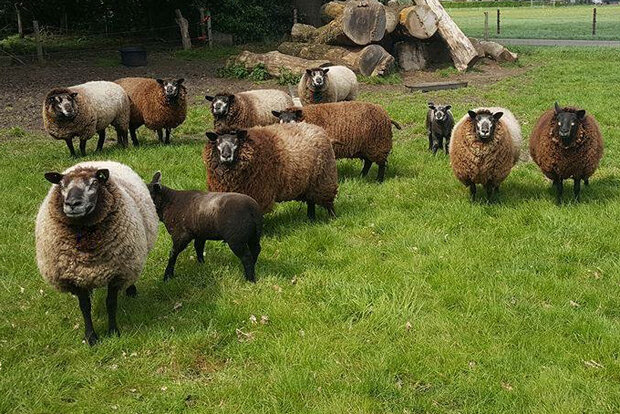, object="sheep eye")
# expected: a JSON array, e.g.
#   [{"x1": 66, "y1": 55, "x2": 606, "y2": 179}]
[
  {"x1": 557, "y1": 122, "x2": 561, "y2": 126},
  {"x1": 571, "y1": 122, "x2": 575, "y2": 126}
]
